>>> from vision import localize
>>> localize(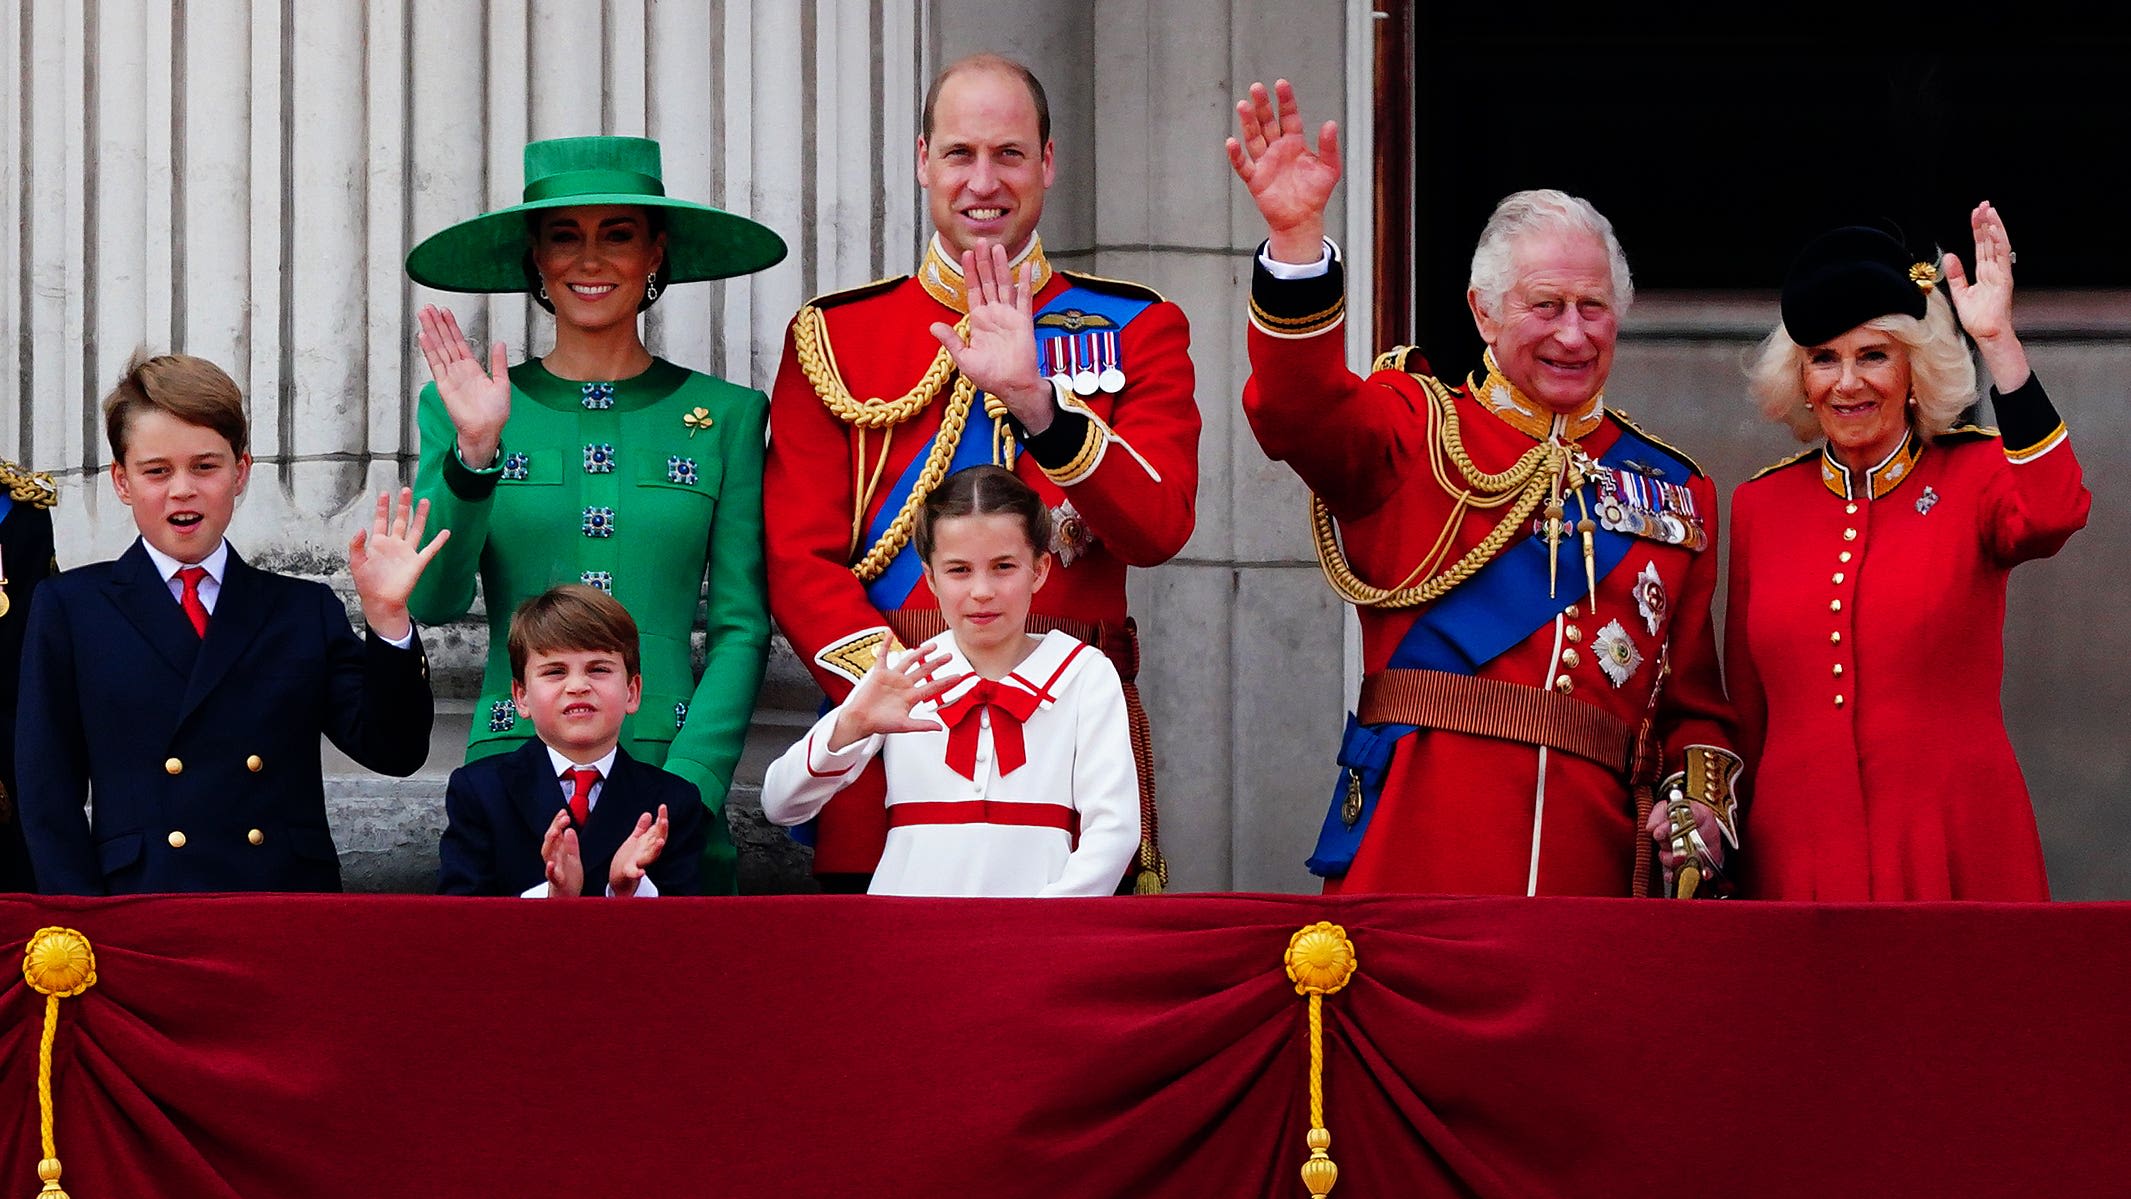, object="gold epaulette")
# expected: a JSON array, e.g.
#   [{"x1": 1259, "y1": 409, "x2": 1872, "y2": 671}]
[
  {"x1": 1055, "y1": 269, "x2": 1166, "y2": 305},
  {"x1": 1, "y1": 459, "x2": 58, "y2": 508},
  {"x1": 1370, "y1": 345, "x2": 1424, "y2": 375},
  {"x1": 806, "y1": 274, "x2": 908, "y2": 310},
  {"x1": 1747, "y1": 447, "x2": 1819, "y2": 482},
  {"x1": 1938, "y1": 422, "x2": 2001, "y2": 445},
  {"x1": 1605, "y1": 408, "x2": 1710, "y2": 479}
]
